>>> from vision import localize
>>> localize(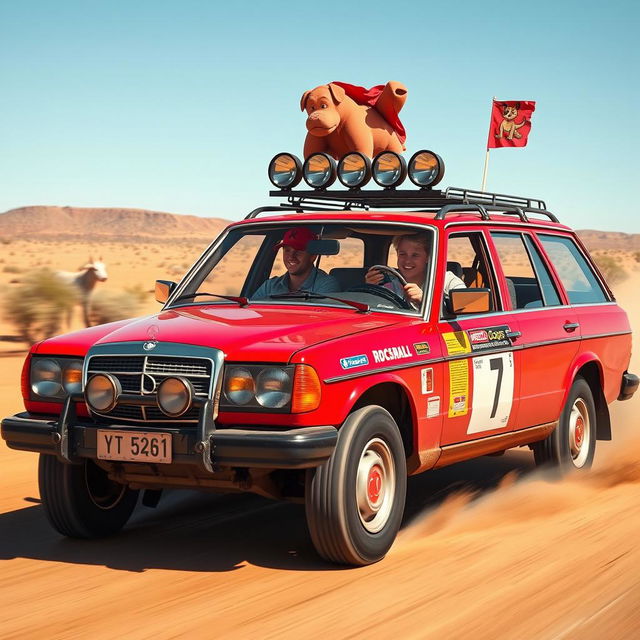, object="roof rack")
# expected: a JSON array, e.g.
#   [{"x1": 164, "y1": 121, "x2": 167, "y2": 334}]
[{"x1": 248, "y1": 186, "x2": 559, "y2": 223}]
